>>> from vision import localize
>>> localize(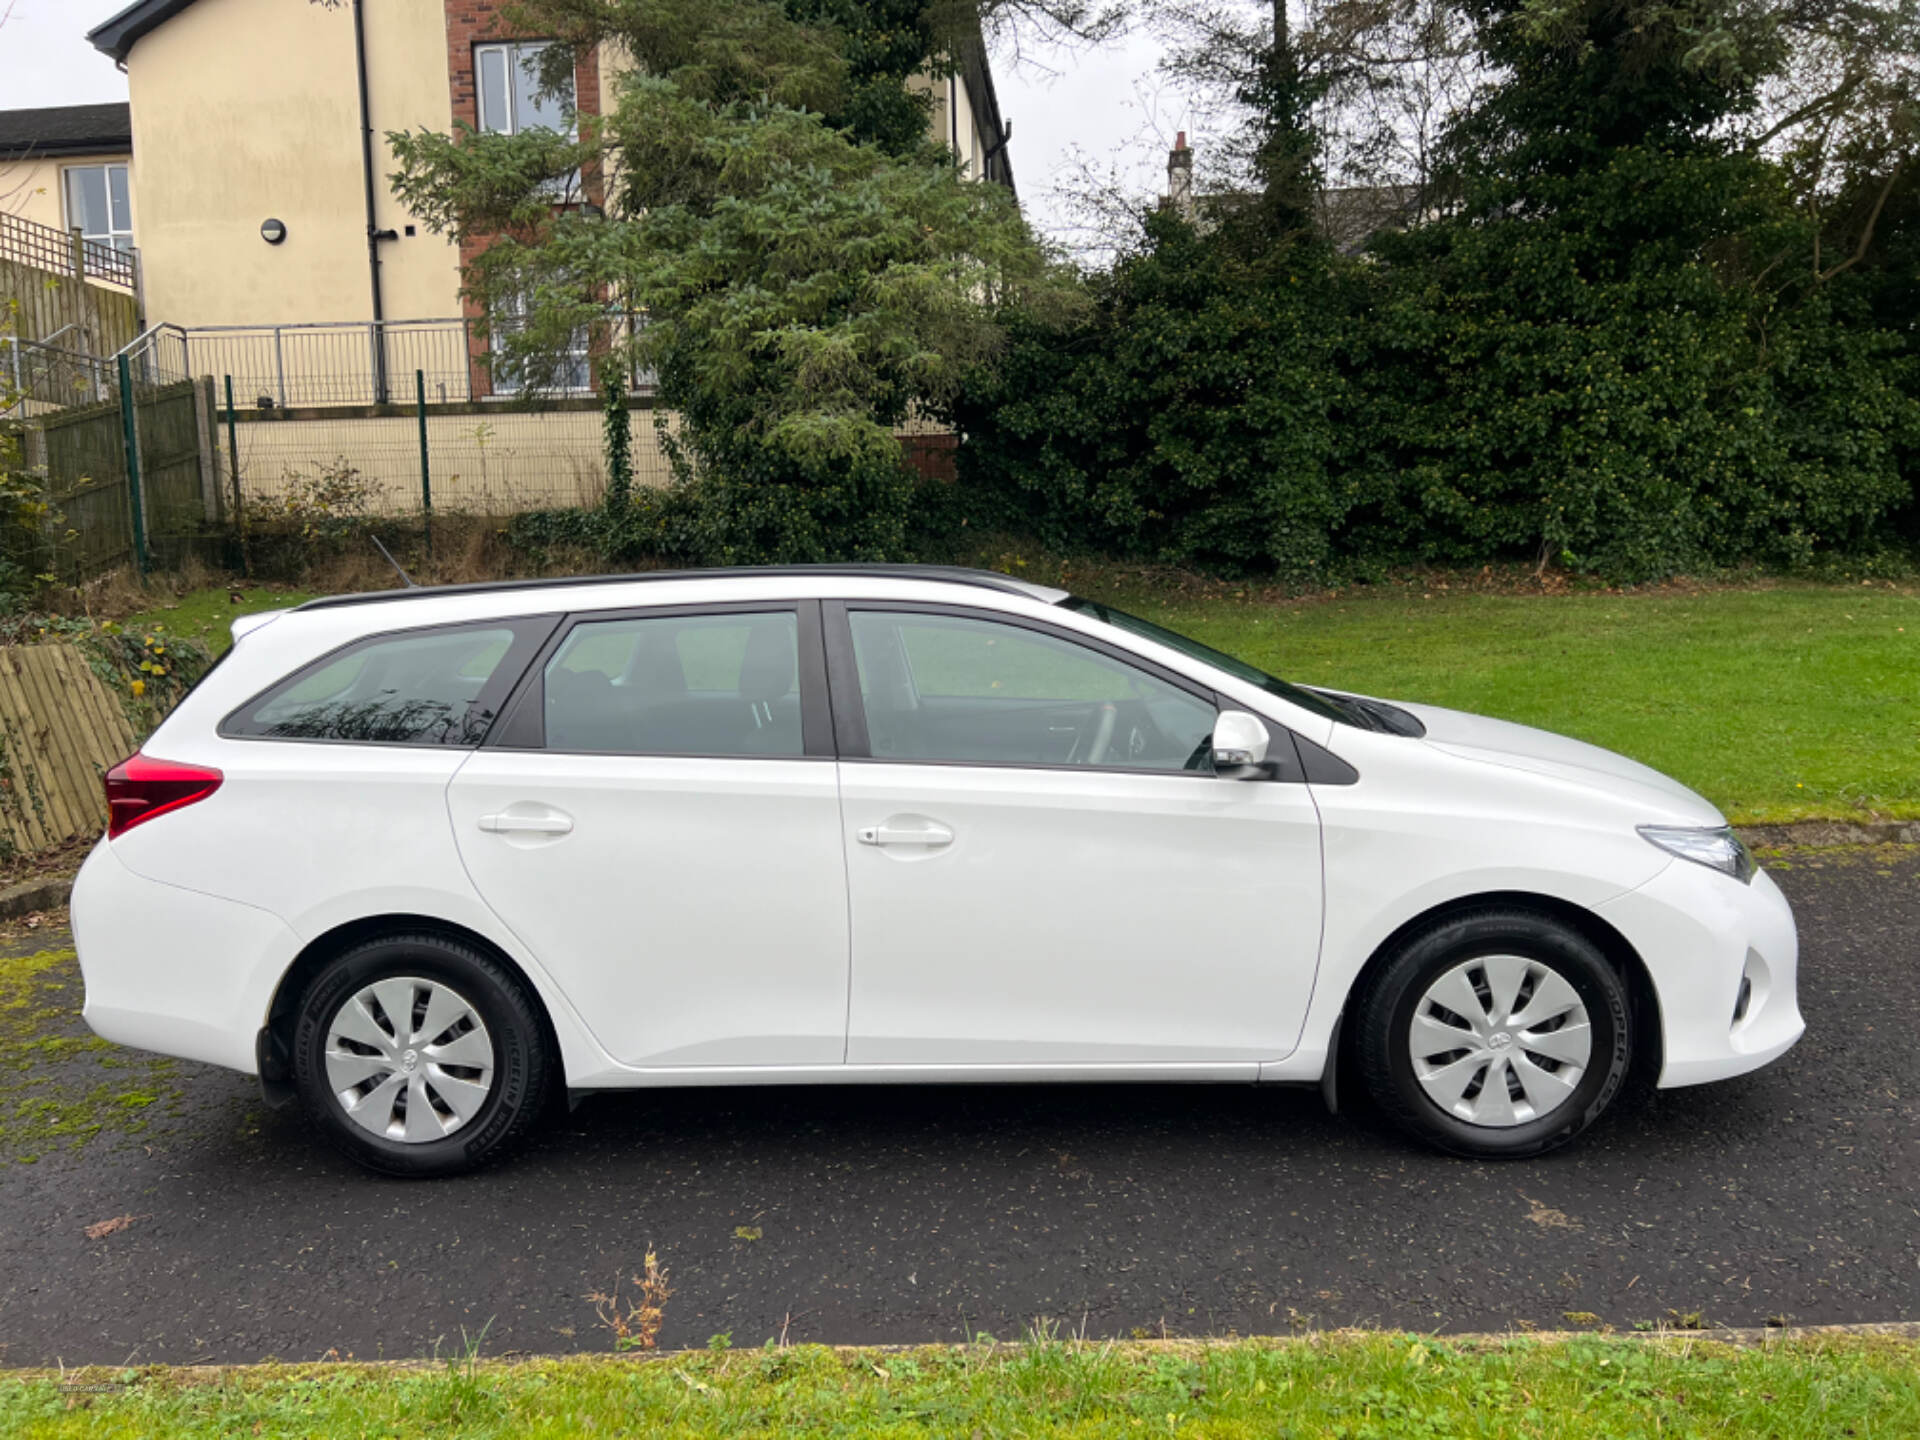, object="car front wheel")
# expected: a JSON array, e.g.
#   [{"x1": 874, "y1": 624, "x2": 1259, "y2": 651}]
[
  {"x1": 1355, "y1": 908, "x2": 1634, "y2": 1158},
  {"x1": 292, "y1": 932, "x2": 553, "y2": 1177}
]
